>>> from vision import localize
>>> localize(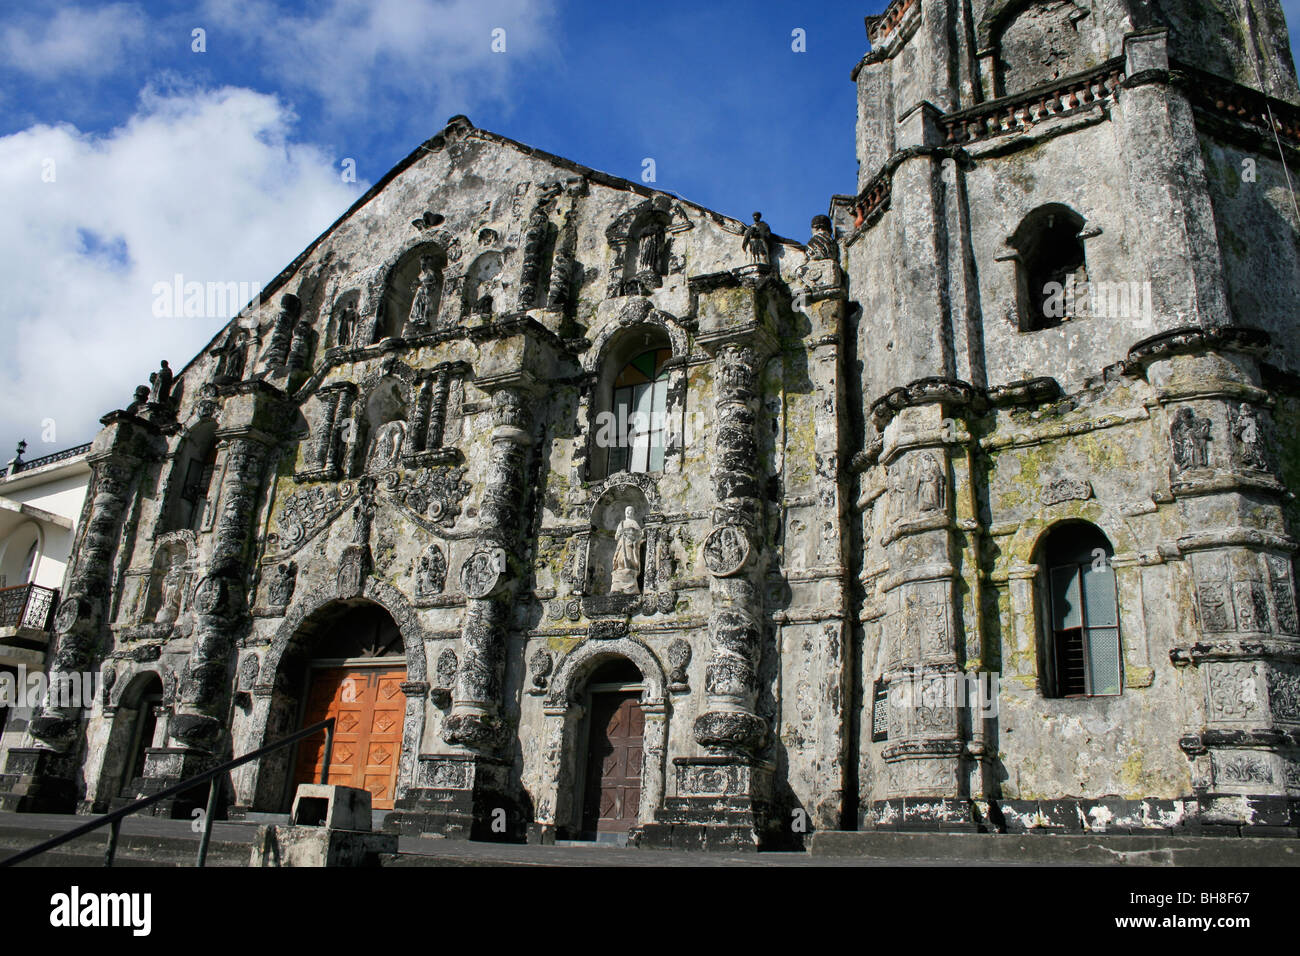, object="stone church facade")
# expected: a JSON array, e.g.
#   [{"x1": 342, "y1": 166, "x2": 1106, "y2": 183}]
[{"x1": 3, "y1": 0, "x2": 1300, "y2": 848}]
